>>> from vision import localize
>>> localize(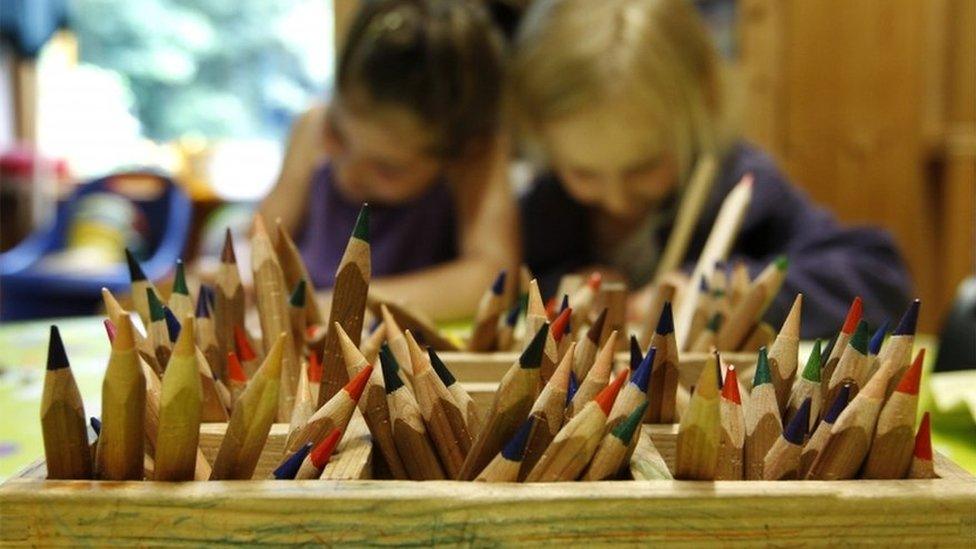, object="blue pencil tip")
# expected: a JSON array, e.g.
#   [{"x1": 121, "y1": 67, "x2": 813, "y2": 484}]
[
  {"x1": 163, "y1": 307, "x2": 181, "y2": 343},
  {"x1": 566, "y1": 371, "x2": 579, "y2": 406},
  {"x1": 629, "y1": 336, "x2": 643, "y2": 370},
  {"x1": 893, "y1": 299, "x2": 920, "y2": 336},
  {"x1": 632, "y1": 347, "x2": 655, "y2": 393},
  {"x1": 89, "y1": 417, "x2": 101, "y2": 436},
  {"x1": 655, "y1": 301, "x2": 674, "y2": 335},
  {"x1": 869, "y1": 320, "x2": 889, "y2": 355},
  {"x1": 784, "y1": 398, "x2": 810, "y2": 444},
  {"x1": 501, "y1": 416, "x2": 535, "y2": 461},
  {"x1": 273, "y1": 442, "x2": 312, "y2": 479},
  {"x1": 699, "y1": 275, "x2": 709, "y2": 291},
  {"x1": 825, "y1": 384, "x2": 852, "y2": 423},
  {"x1": 195, "y1": 290, "x2": 210, "y2": 318},
  {"x1": 491, "y1": 270, "x2": 507, "y2": 296},
  {"x1": 504, "y1": 304, "x2": 520, "y2": 327}
]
